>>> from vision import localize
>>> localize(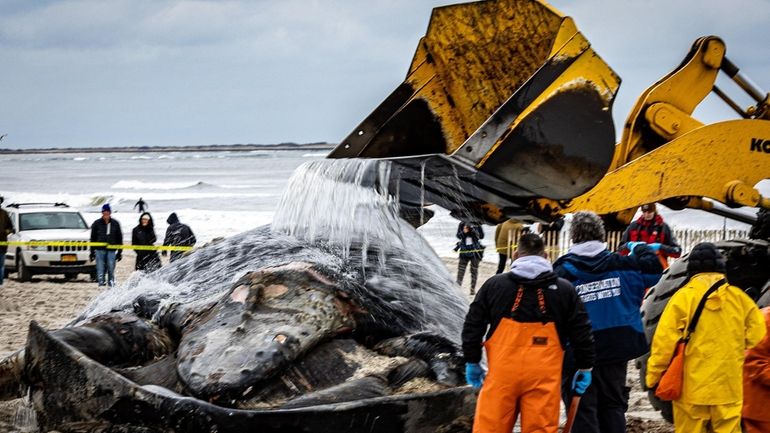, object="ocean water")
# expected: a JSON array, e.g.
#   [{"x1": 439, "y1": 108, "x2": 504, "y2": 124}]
[
  {"x1": 1, "y1": 150, "x2": 761, "y2": 261},
  {"x1": 0, "y1": 150, "x2": 472, "y2": 258}
]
